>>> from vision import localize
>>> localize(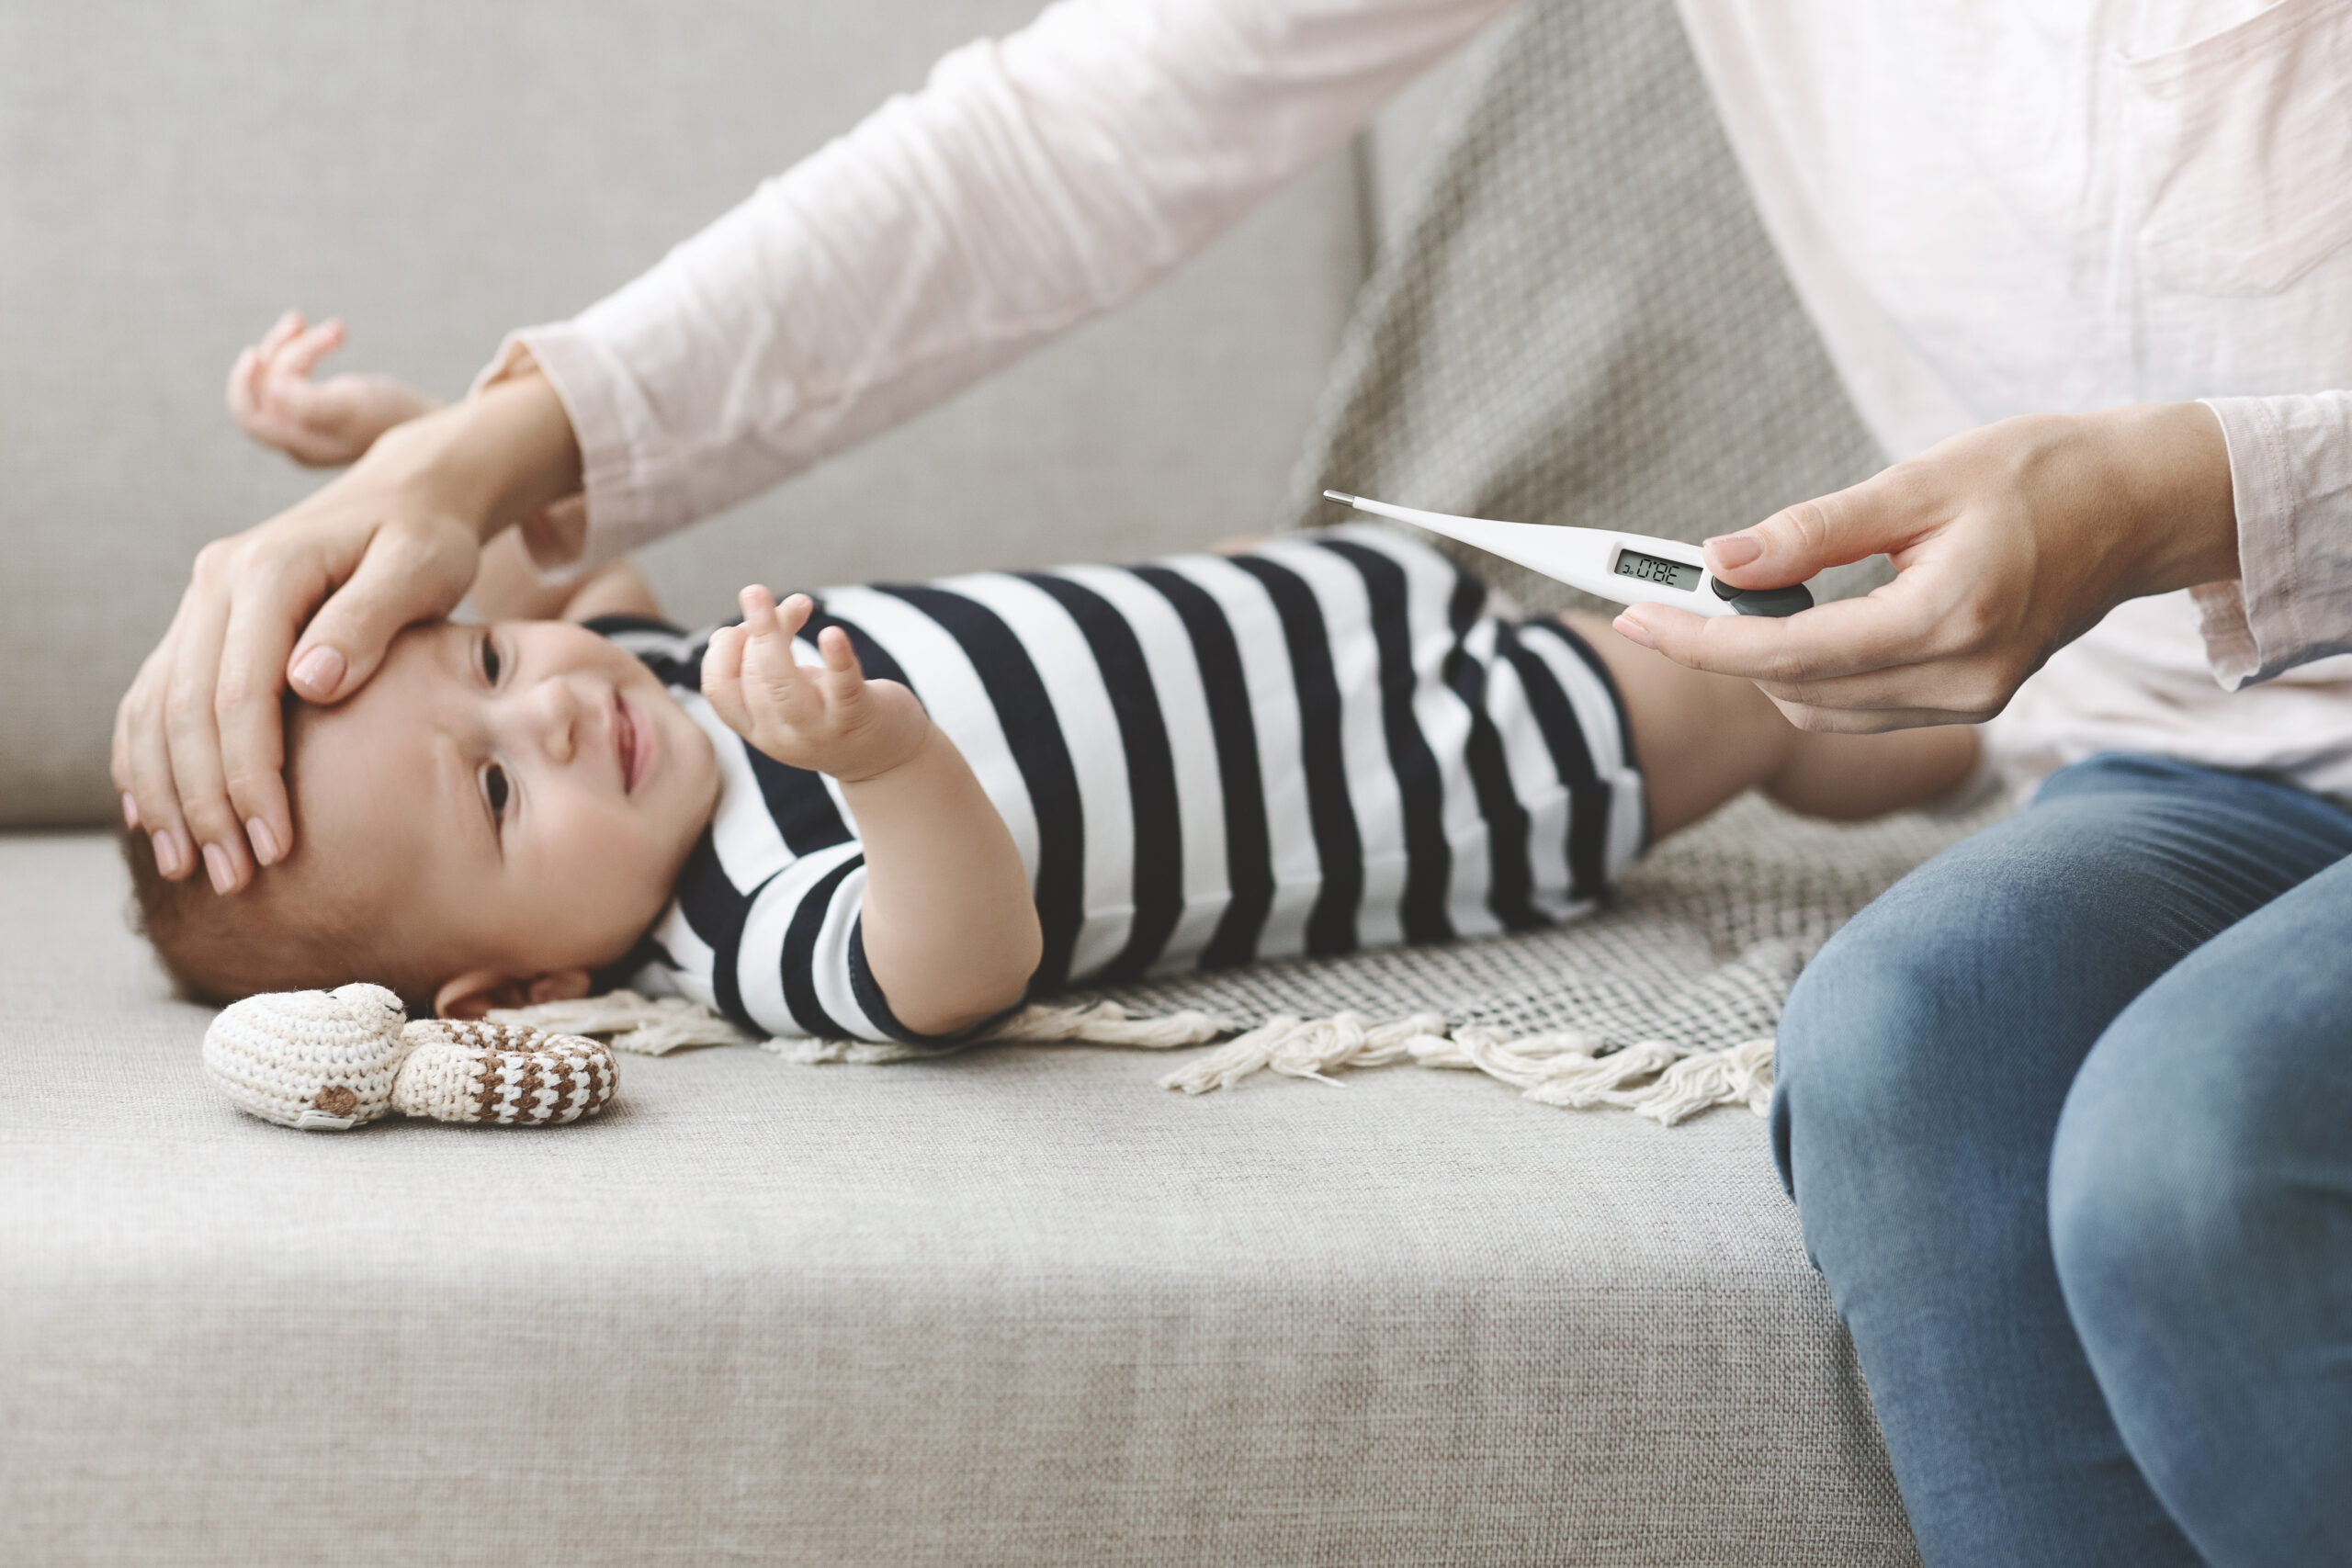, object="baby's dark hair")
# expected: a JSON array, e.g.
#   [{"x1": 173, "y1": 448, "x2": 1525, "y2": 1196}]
[{"x1": 119, "y1": 705, "x2": 440, "y2": 1011}]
